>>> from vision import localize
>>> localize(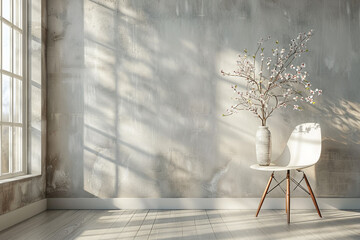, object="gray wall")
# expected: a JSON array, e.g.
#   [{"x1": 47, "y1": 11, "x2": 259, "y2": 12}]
[
  {"x1": 46, "y1": 0, "x2": 360, "y2": 198},
  {"x1": 0, "y1": 0, "x2": 46, "y2": 215}
]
